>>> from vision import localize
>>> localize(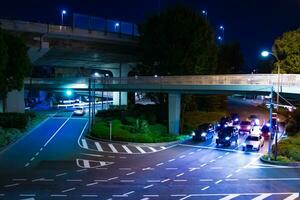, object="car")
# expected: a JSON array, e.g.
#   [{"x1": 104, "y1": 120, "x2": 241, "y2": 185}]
[
  {"x1": 242, "y1": 134, "x2": 264, "y2": 151},
  {"x1": 250, "y1": 125, "x2": 261, "y2": 135},
  {"x1": 272, "y1": 112, "x2": 280, "y2": 122},
  {"x1": 248, "y1": 114, "x2": 260, "y2": 126},
  {"x1": 192, "y1": 123, "x2": 215, "y2": 141},
  {"x1": 238, "y1": 121, "x2": 252, "y2": 134},
  {"x1": 261, "y1": 124, "x2": 271, "y2": 139},
  {"x1": 73, "y1": 107, "x2": 85, "y2": 116},
  {"x1": 216, "y1": 127, "x2": 238, "y2": 147},
  {"x1": 216, "y1": 116, "x2": 231, "y2": 132},
  {"x1": 230, "y1": 113, "x2": 240, "y2": 125}
]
